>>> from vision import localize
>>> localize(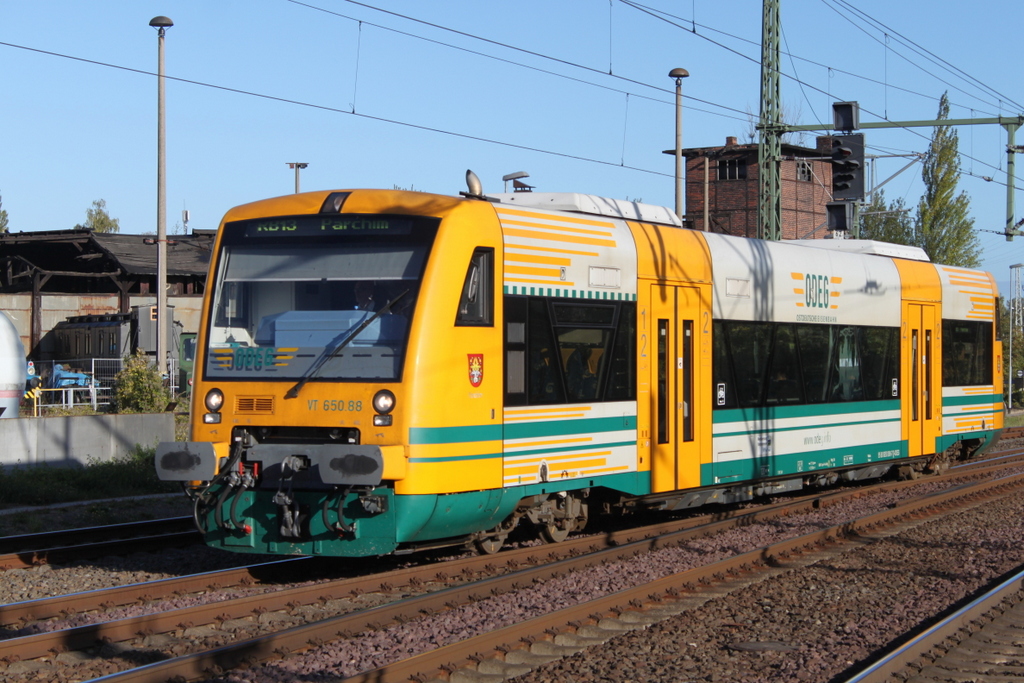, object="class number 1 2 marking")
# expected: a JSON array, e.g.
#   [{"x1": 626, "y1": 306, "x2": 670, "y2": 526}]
[{"x1": 307, "y1": 399, "x2": 363, "y2": 411}]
